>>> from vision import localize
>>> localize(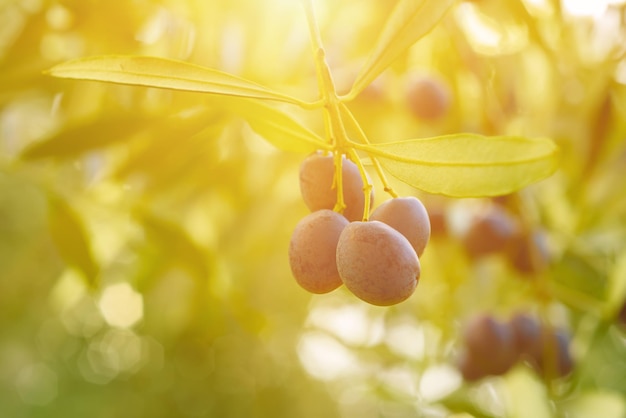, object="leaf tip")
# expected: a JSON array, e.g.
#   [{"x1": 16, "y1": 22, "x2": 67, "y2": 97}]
[{"x1": 43, "y1": 61, "x2": 67, "y2": 77}]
